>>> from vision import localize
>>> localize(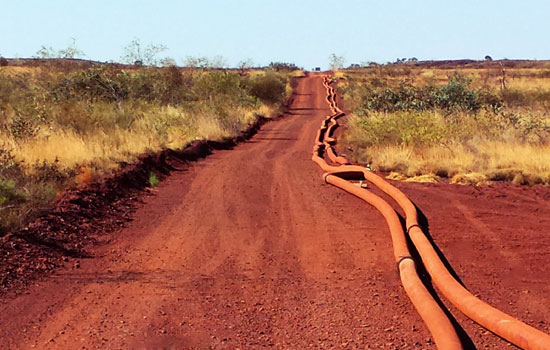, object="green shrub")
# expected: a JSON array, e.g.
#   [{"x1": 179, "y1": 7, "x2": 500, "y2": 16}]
[
  {"x1": 268, "y1": 62, "x2": 300, "y2": 71},
  {"x1": 433, "y1": 74, "x2": 481, "y2": 111},
  {"x1": 51, "y1": 65, "x2": 199, "y2": 106},
  {"x1": 148, "y1": 172, "x2": 160, "y2": 187},
  {"x1": 192, "y1": 71, "x2": 254, "y2": 107},
  {"x1": 97, "y1": 67, "x2": 194, "y2": 105},
  {"x1": 0, "y1": 180, "x2": 27, "y2": 205},
  {"x1": 52, "y1": 66, "x2": 129, "y2": 102},
  {"x1": 357, "y1": 74, "x2": 501, "y2": 114},
  {"x1": 244, "y1": 72, "x2": 286, "y2": 104},
  {"x1": 361, "y1": 83, "x2": 435, "y2": 112},
  {"x1": 351, "y1": 111, "x2": 446, "y2": 147},
  {"x1": 155, "y1": 66, "x2": 194, "y2": 105}
]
